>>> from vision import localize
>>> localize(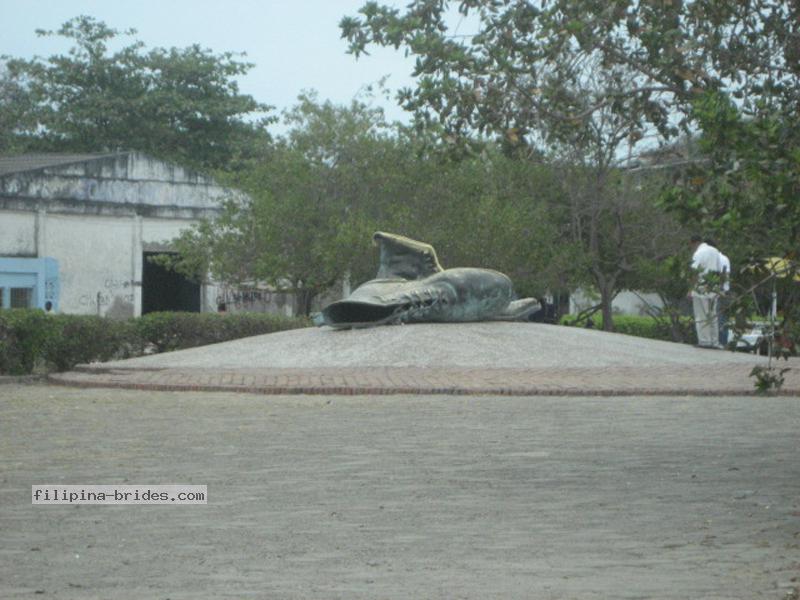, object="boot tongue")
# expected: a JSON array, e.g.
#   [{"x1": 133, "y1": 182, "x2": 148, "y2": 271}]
[{"x1": 373, "y1": 231, "x2": 443, "y2": 280}]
